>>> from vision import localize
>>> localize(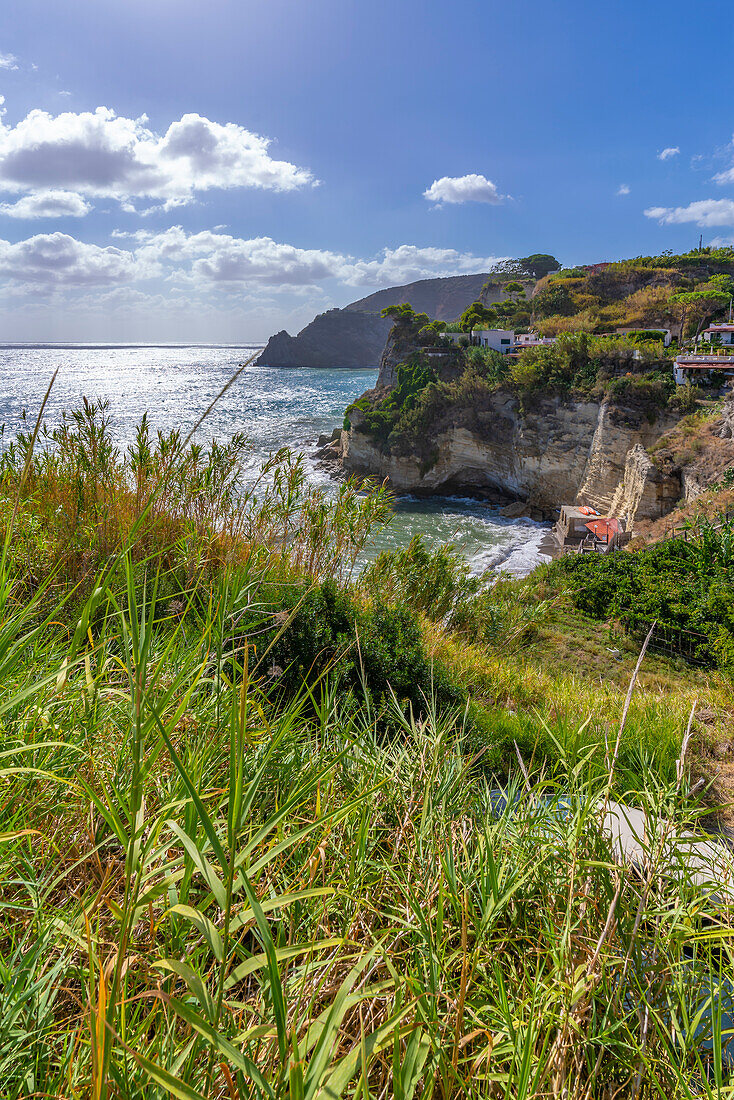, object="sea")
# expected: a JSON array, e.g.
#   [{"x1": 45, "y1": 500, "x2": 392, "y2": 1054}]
[{"x1": 0, "y1": 342, "x2": 551, "y2": 576}]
